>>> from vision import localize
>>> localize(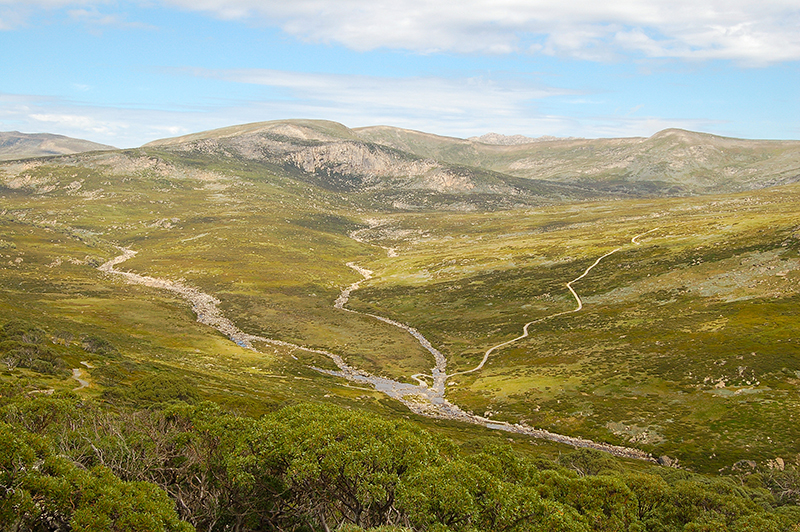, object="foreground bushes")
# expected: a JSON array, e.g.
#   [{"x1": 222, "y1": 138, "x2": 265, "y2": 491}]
[
  {"x1": 1, "y1": 392, "x2": 798, "y2": 532},
  {"x1": 0, "y1": 320, "x2": 69, "y2": 376},
  {"x1": 0, "y1": 422, "x2": 191, "y2": 531}
]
